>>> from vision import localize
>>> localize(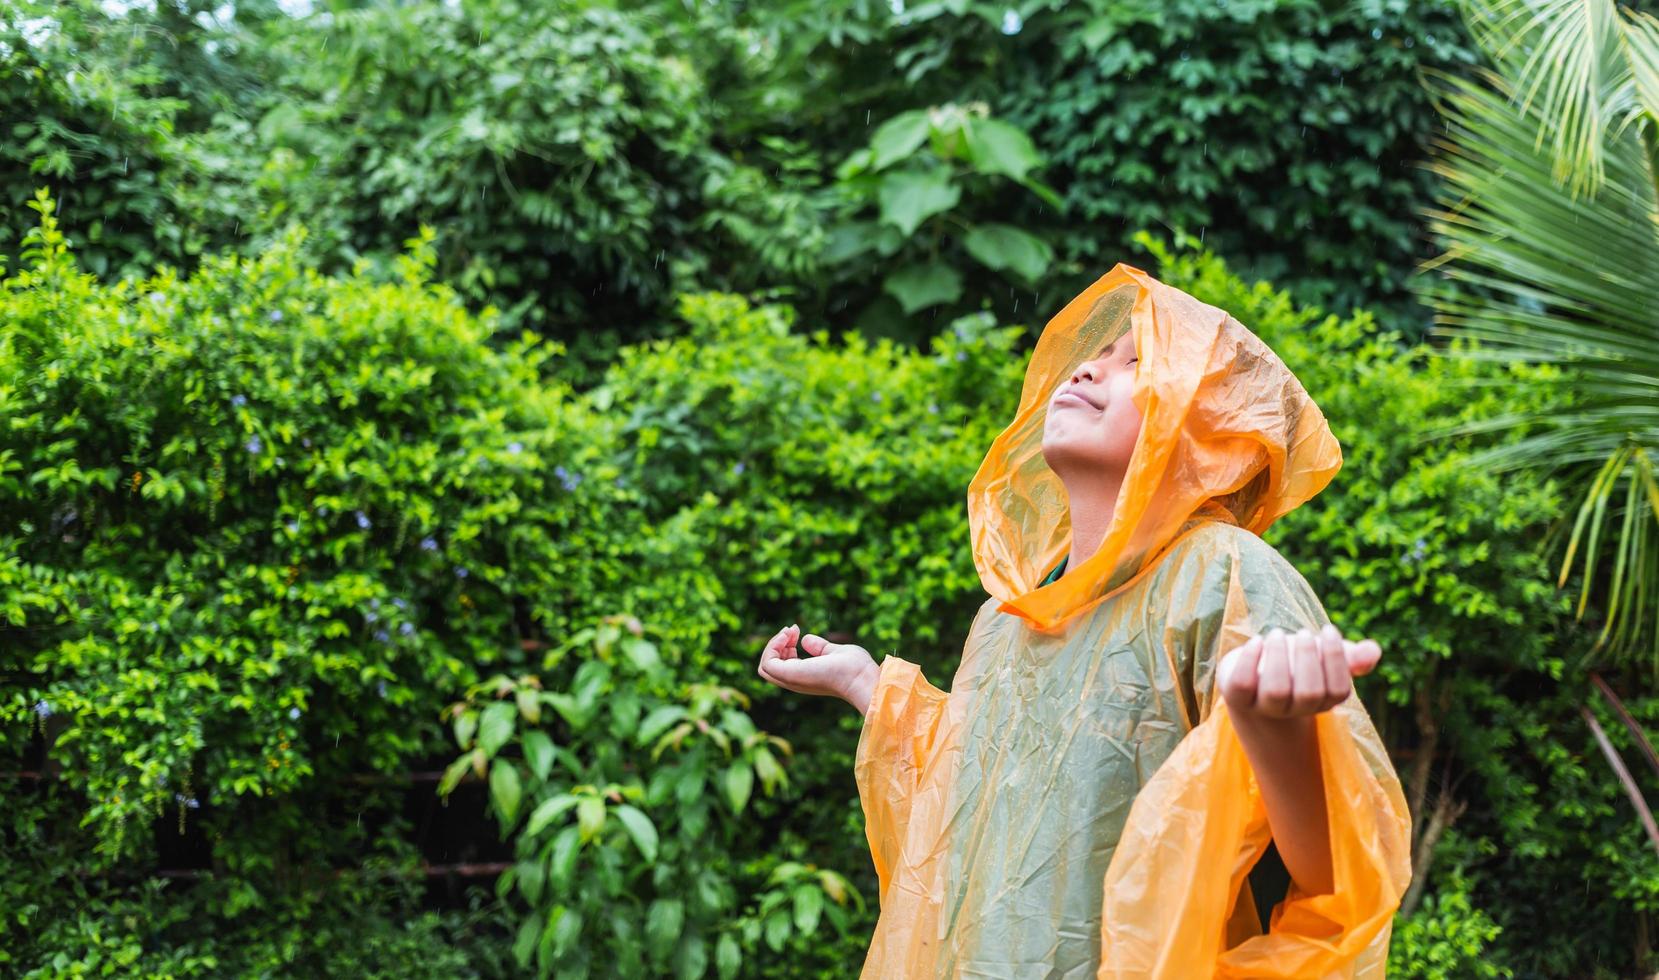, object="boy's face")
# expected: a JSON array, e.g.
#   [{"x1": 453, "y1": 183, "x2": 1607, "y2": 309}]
[{"x1": 1040, "y1": 333, "x2": 1142, "y2": 479}]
